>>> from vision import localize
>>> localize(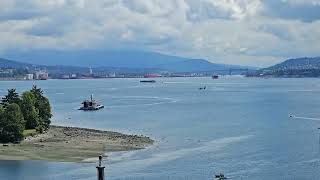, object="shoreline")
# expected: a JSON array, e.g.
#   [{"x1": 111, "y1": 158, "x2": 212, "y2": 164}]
[{"x1": 0, "y1": 125, "x2": 154, "y2": 163}]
